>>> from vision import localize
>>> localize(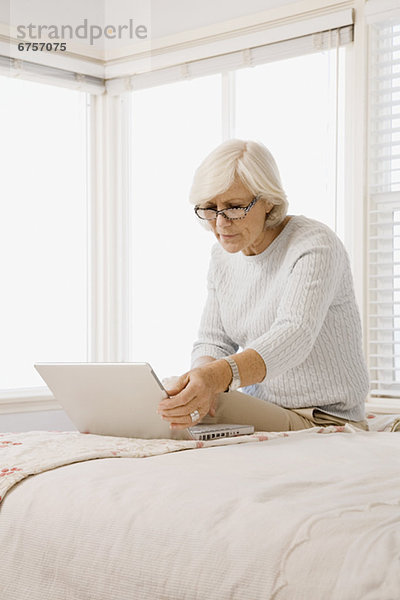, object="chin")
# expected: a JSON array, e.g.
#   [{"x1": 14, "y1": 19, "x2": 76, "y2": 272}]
[
  {"x1": 218, "y1": 240, "x2": 242, "y2": 253},
  {"x1": 222, "y1": 246, "x2": 240, "y2": 254}
]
